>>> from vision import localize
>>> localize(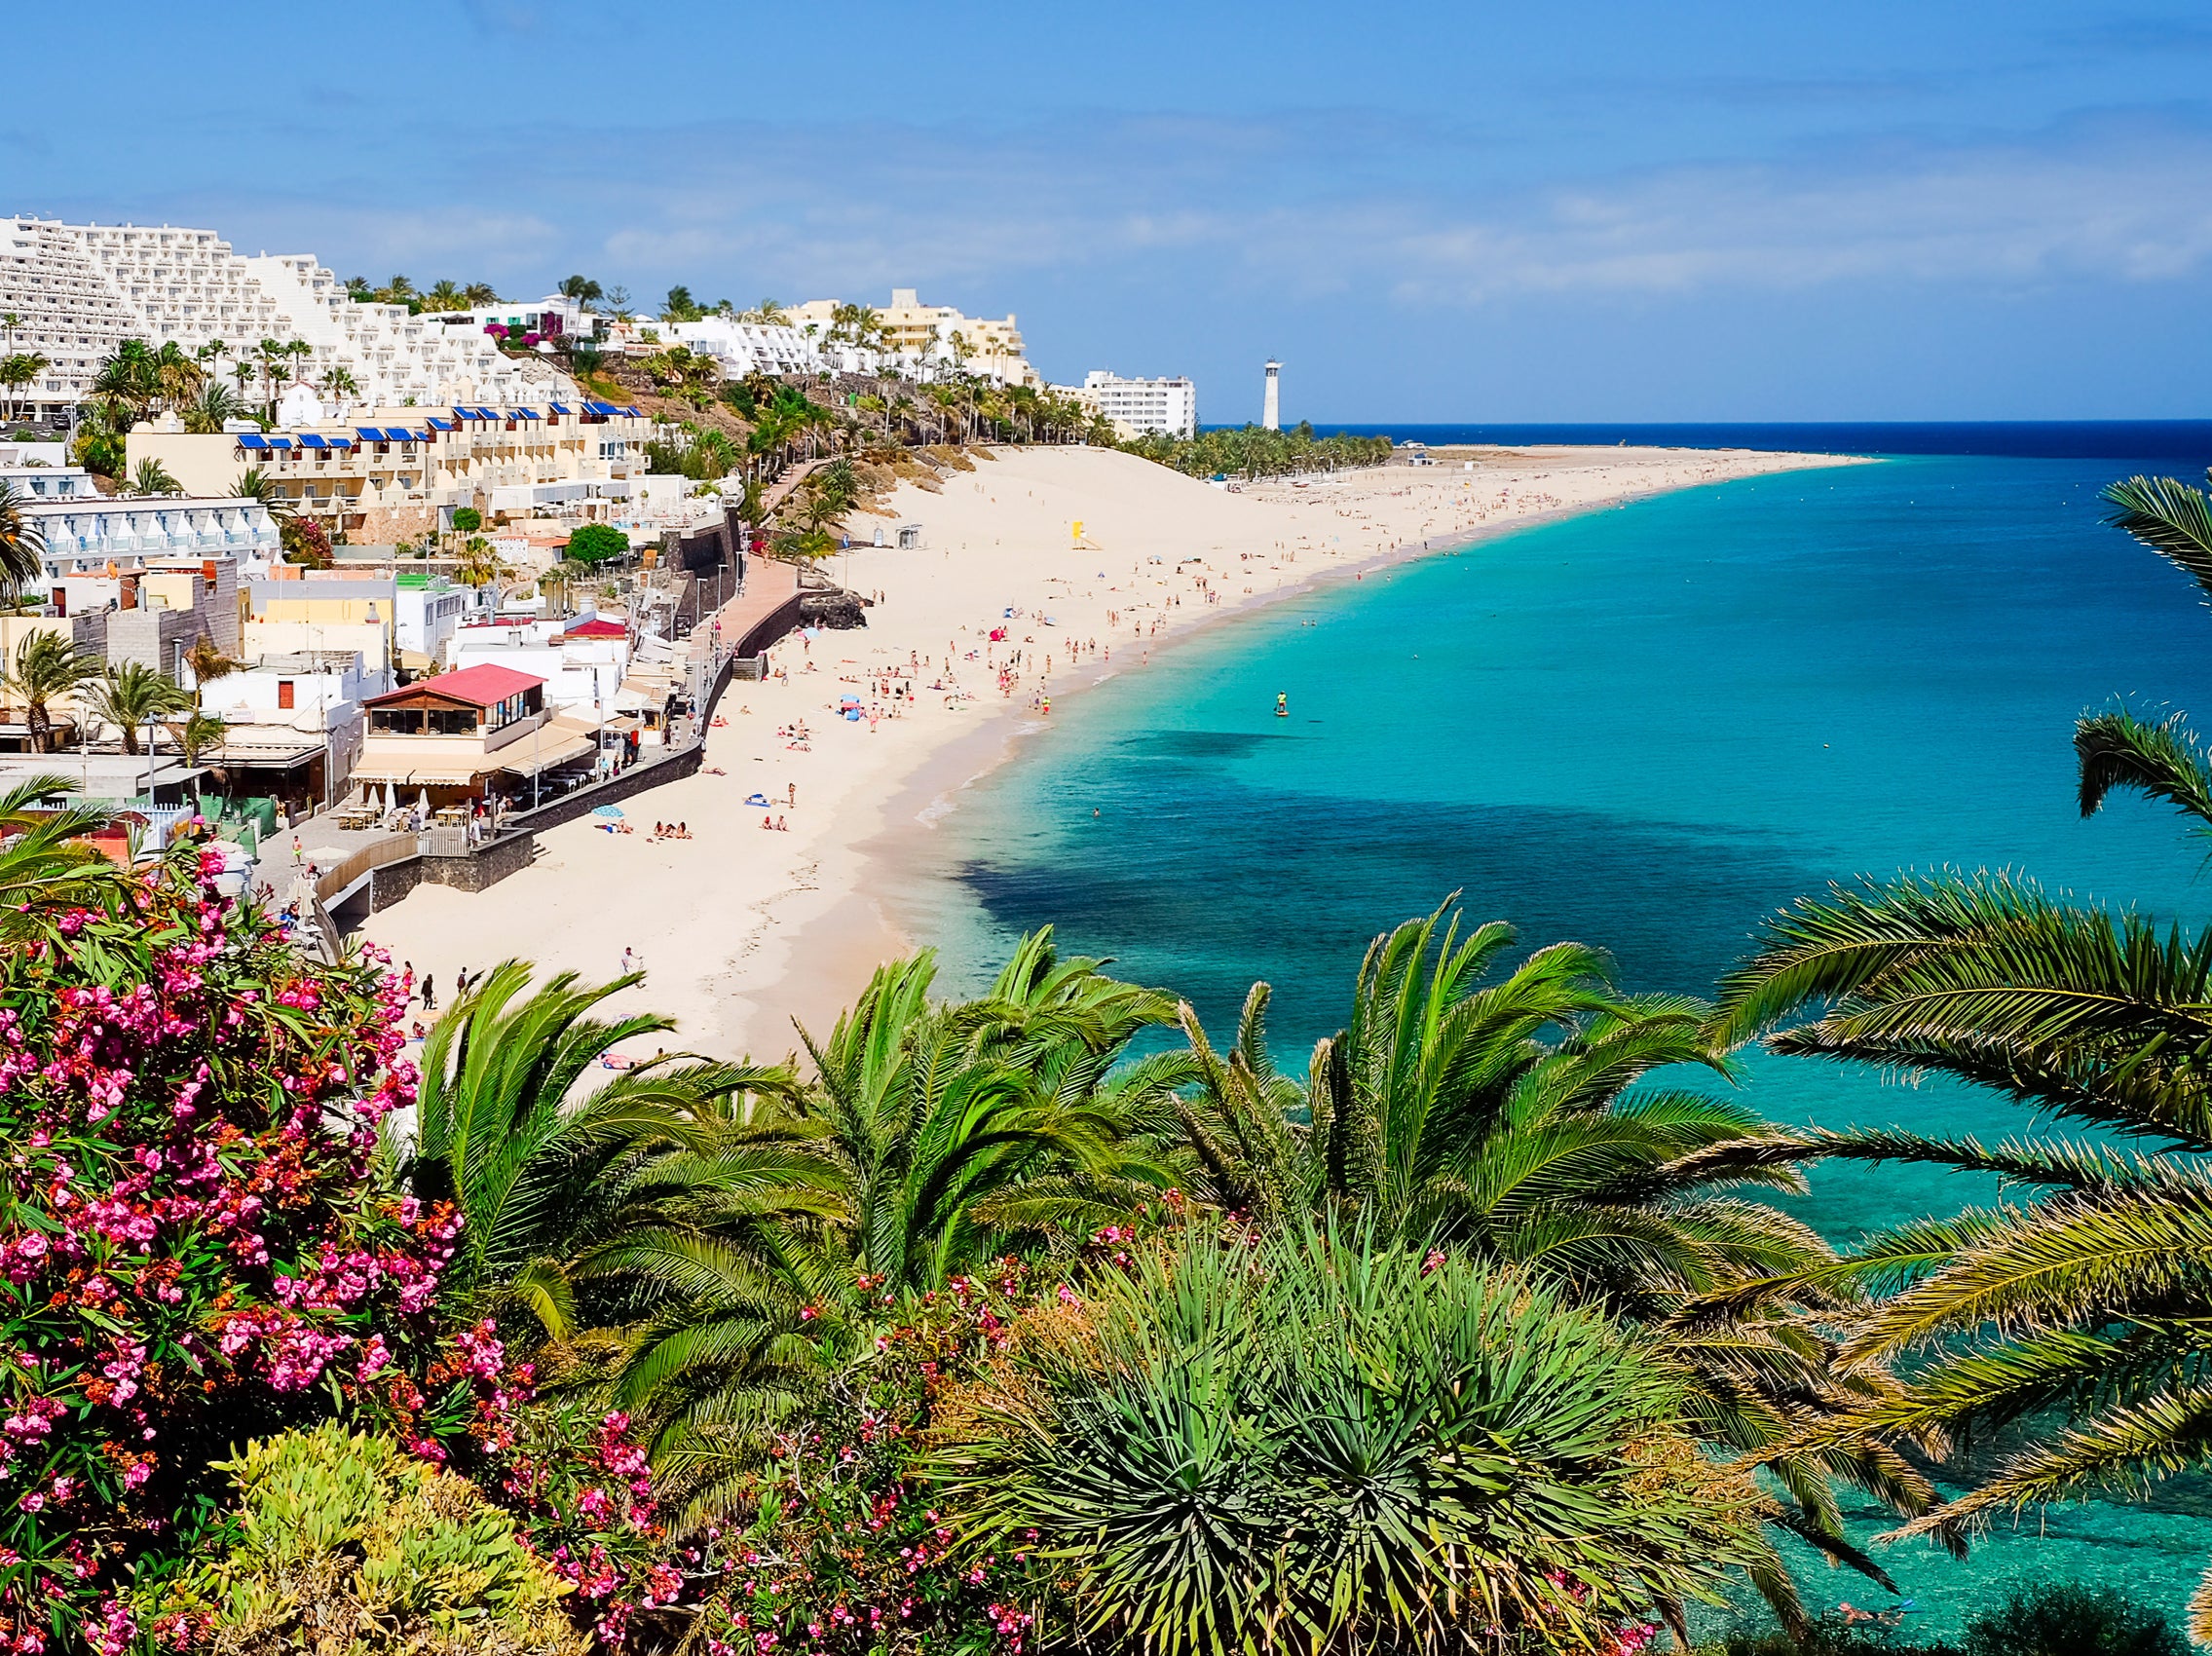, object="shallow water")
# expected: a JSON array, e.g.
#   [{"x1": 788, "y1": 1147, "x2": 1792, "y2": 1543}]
[{"x1": 901, "y1": 433, "x2": 2212, "y2": 1637}]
